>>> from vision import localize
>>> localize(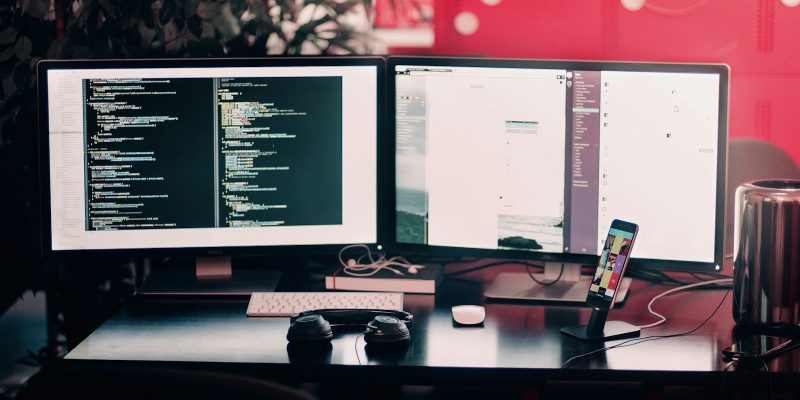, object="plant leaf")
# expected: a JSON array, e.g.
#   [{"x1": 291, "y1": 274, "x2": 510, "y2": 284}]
[
  {"x1": 0, "y1": 28, "x2": 18, "y2": 46},
  {"x1": 14, "y1": 36, "x2": 33, "y2": 59},
  {"x1": 0, "y1": 43, "x2": 16, "y2": 62},
  {"x1": 20, "y1": 0, "x2": 51, "y2": 19}
]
